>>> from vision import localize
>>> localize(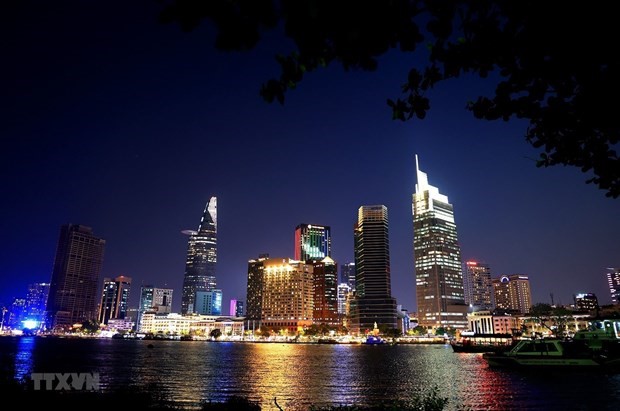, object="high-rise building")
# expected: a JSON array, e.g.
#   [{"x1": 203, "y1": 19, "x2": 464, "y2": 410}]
[
  {"x1": 337, "y1": 283, "x2": 352, "y2": 316},
  {"x1": 350, "y1": 205, "x2": 397, "y2": 334},
  {"x1": 137, "y1": 285, "x2": 173, "y2": 329},
  {"x1": 182, "y1": 197, "x2": 217, "y2": 314},
  {"x1": 412, "y1": 156, "x2": 468, "y2": 330},
  {"x1": 261, "y1": 258, "x2": 314, "y2": 333},
  {"x1": 98, "y1": 275, "x2": 132, "y2": 324},
  {"x1": 46, "y1": 224, "x2": 105, "y2": 330},
  {"x1": 24, "y1": 282, "x2": 50, "y2": 328},
  {"x1": 294, "y1": 224, "x2": 331, "y2": 262},
  {"x1": 195, "y1": 289, "x2": 223, "y2": 315},
  {"x1": 246, "y1": 254, "x2": 270, "y2": 322},
  {"x1": 229, "y1": 299, "x2": 244, "y2": 317},
  {"x1": 607, "y1": 268, "x2": 620, "y2": 304},
  {"x1": 312, "y1": 256, "x2": 339, "y2": 325},
  {"x1": 574, "y1": 293, "x2": 599, "y2": 312},
  {"x1": 463, "y1": 261, "x2": 494, "y2": 311},
  {"x1": 7, "y1": 298, "x2": 26, "y2": 329},
  {"x1": 492, "y1": 274, "x2": 532, "y2": 314},
  {"x1": 340, "y1": 262, "x2": 356, "y2": 290}
]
